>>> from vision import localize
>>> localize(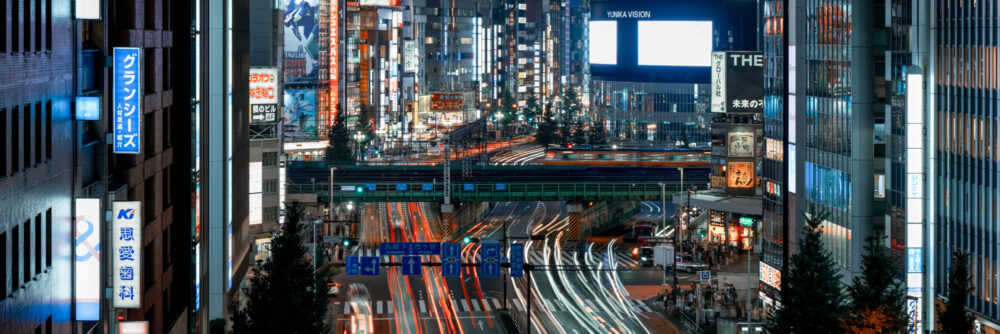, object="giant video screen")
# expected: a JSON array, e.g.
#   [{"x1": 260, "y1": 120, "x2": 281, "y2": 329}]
[
  {"x1": 637, "y1": 21, "x2": 712, "y2": 67},
  {"x1": 588, "y1": 20, "x2": 618, "y2": 65}
]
